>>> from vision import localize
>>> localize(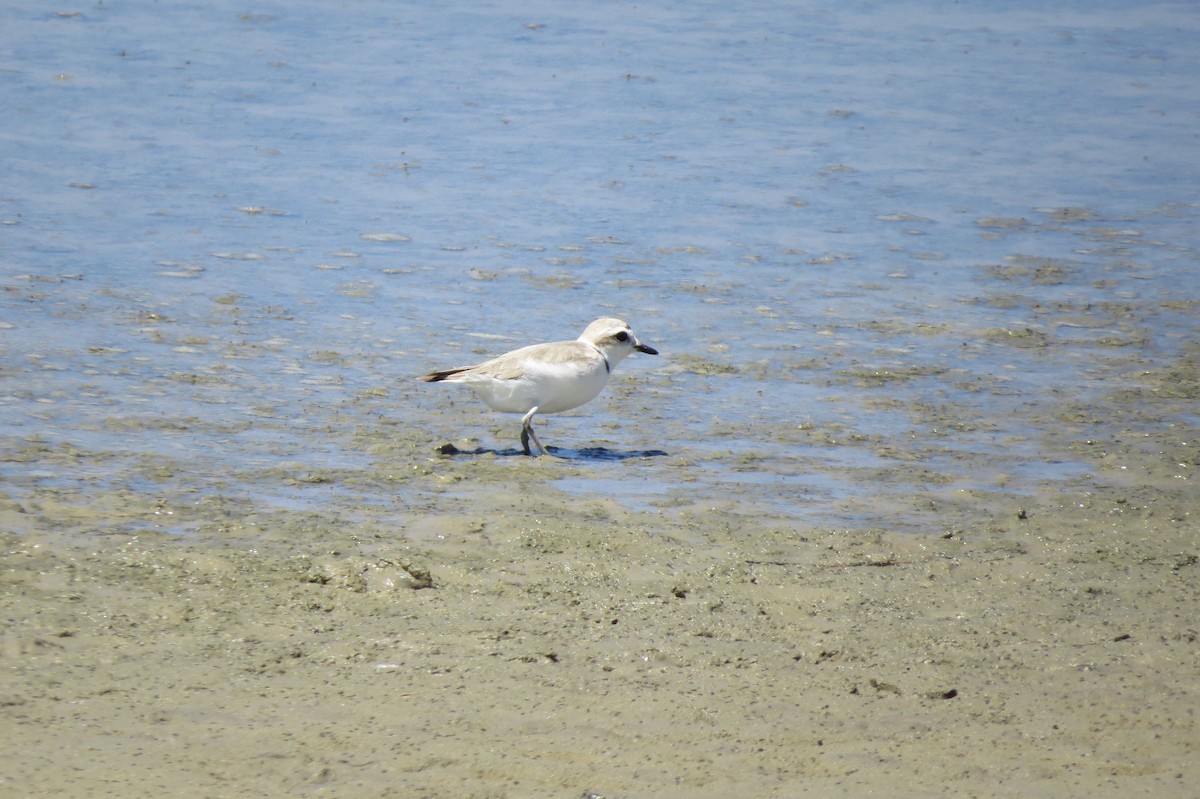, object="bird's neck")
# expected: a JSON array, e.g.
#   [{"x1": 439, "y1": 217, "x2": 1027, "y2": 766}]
[{"x1": 584, "y1": 342, "x2": 612, "y2": 374}]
